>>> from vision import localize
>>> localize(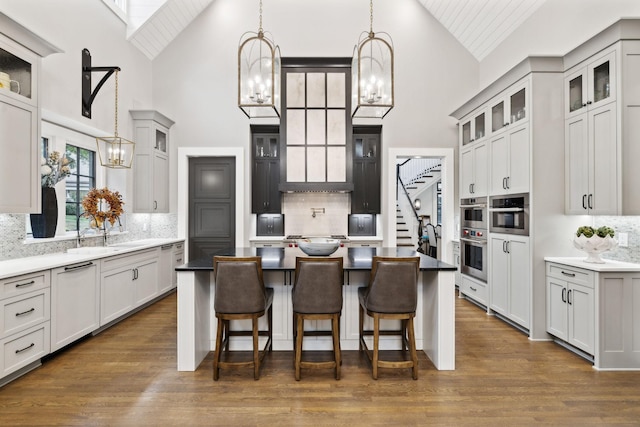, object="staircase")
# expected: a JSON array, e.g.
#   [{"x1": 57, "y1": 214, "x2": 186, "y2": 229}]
[
  {"x1": 395, "y1": 158, "x2": 443, "y2": 250},
  {"x1": 396, "y1": 205, "x2": 414, "y2": 247}
]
